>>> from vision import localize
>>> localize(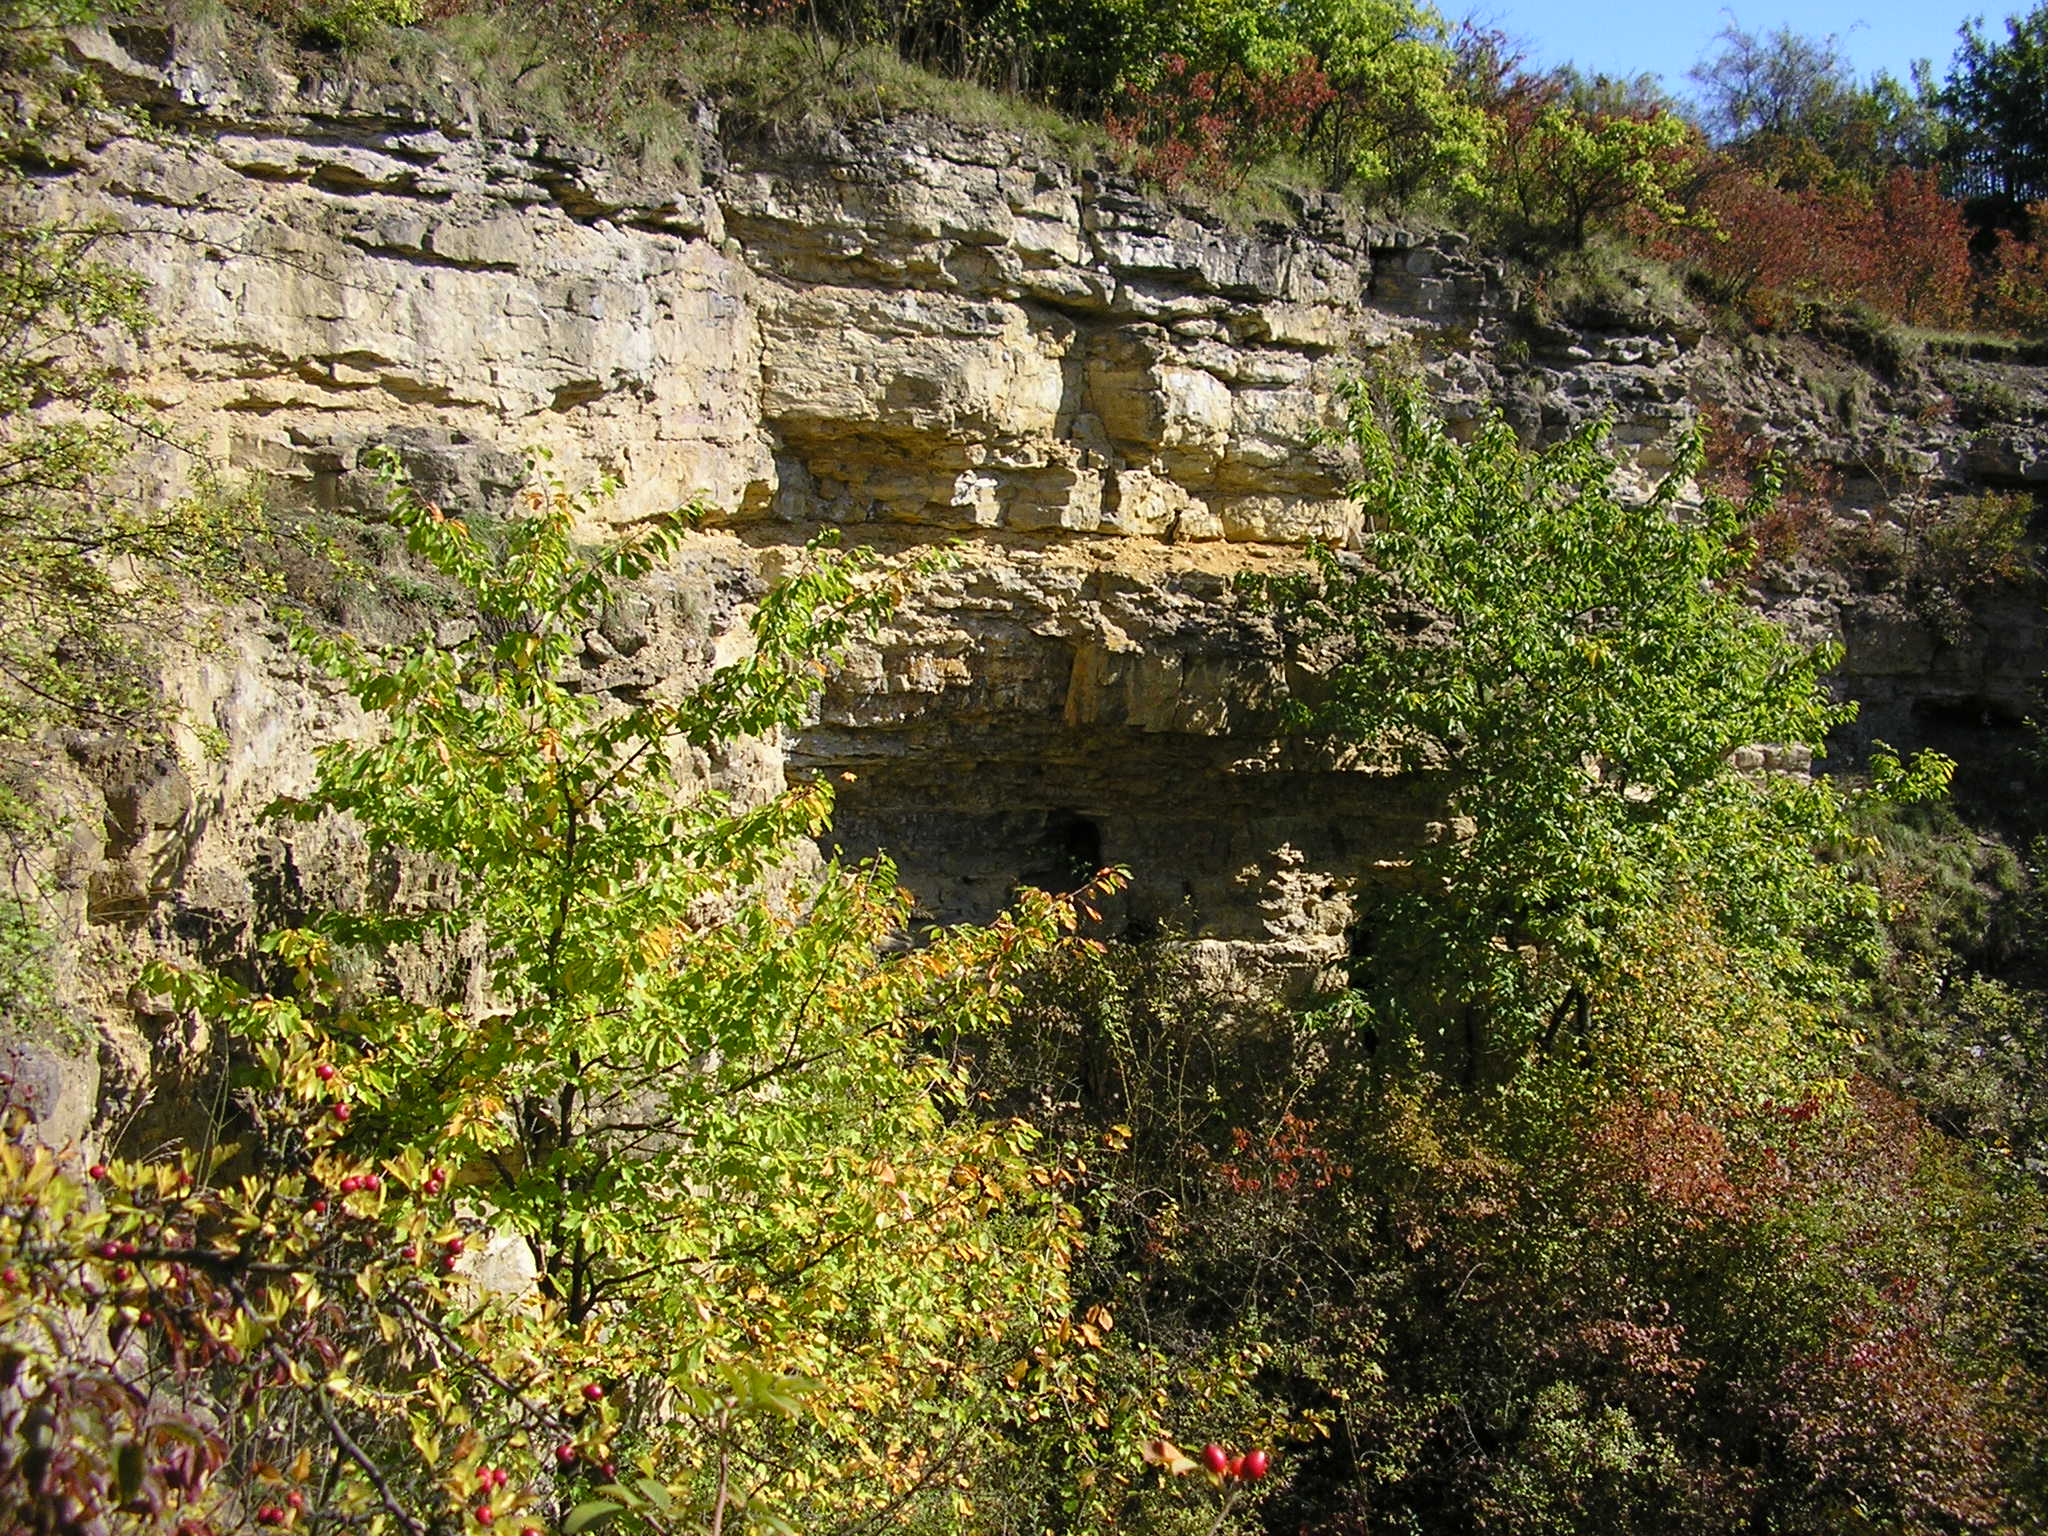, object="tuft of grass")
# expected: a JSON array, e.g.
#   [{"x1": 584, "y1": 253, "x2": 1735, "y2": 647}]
[
  {"x1": 316, "y1": 11, "x2": 1122, "y2": 179},
  {"x1": 1858, "y1": 797, "x2": 2027, "y2": 964},
  {"x1": 1515, "y1": 236, "x2": 1700, "y2": 335}
]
